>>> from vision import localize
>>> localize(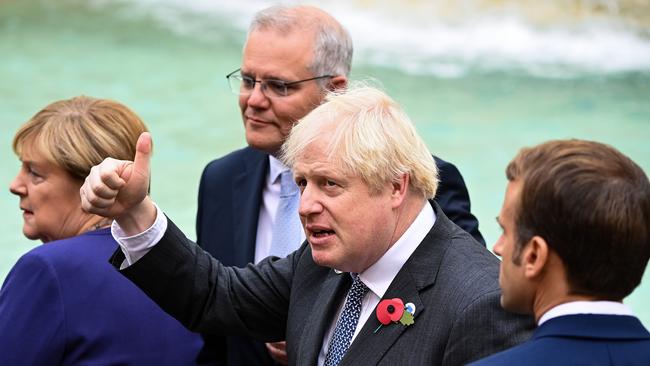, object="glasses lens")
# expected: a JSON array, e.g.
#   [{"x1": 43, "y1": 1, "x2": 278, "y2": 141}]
[
  {"x1": 264, "y1": 80, "x2": 288, "y2": 97},
  {"x1": 226, "y1": 72, "x2": 292, "y2": 98},
  {"x1": 228, "y1": 74, "x2": 251, "y2": 95}
]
